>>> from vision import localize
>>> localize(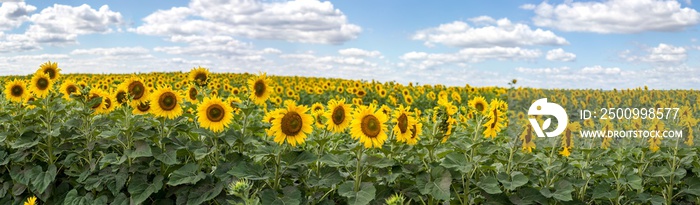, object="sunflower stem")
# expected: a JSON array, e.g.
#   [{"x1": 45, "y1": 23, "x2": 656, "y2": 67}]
[
  {"x1": 273, "y1": 144, "x2": 285, "y2": 190},
  {"x1": 44, "y1": 95, "x2": 55, "y2": 165},
  {"x1": 353, "y1": 145, "x2": 364, "y2": 192}
]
